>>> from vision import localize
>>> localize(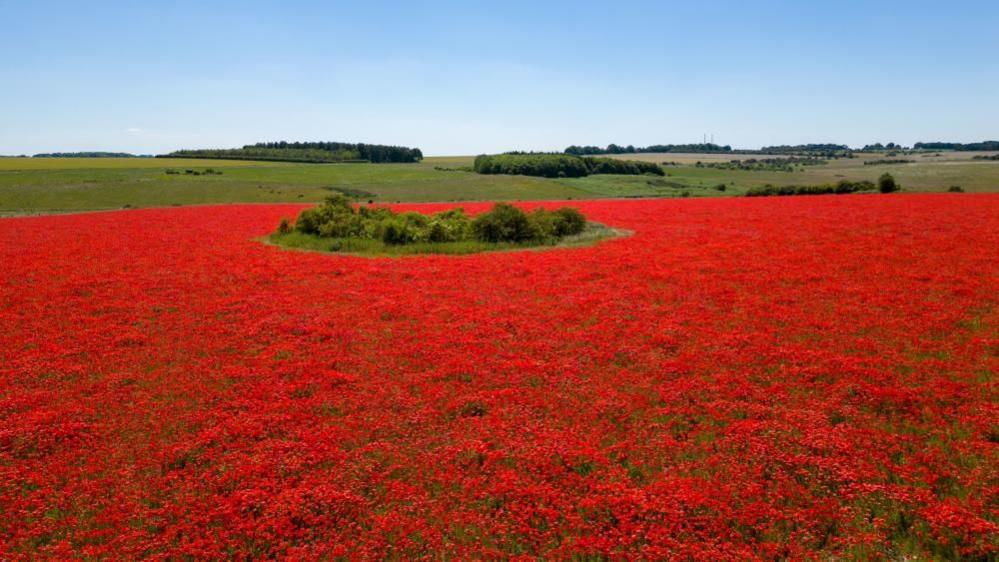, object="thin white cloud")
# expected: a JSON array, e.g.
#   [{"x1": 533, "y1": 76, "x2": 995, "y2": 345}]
[{"x1": 126, "y1": 127, "x2": 143, "y2": 134}]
